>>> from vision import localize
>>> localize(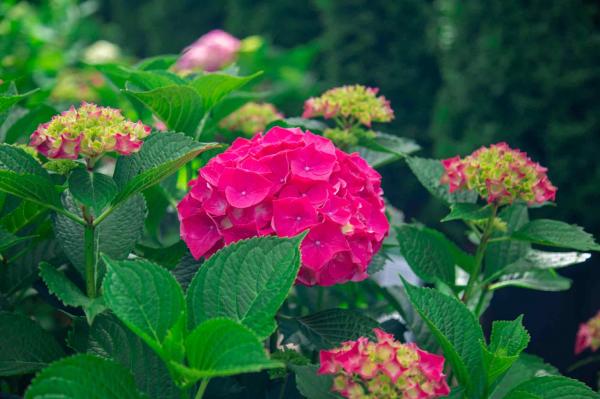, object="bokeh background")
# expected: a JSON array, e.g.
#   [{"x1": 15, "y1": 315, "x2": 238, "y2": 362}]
[{"x1": 2, "y1": 0, "x2": 599, "y2": 384}]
